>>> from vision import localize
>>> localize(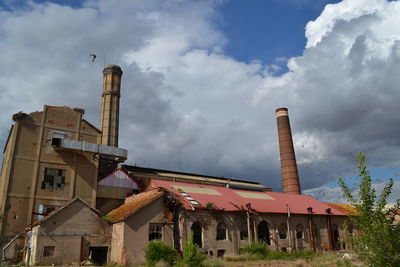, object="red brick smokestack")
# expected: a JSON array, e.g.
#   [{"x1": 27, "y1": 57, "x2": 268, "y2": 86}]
[{"x1": 276, "y1": 107, "x2": 301, "y2": 194}]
